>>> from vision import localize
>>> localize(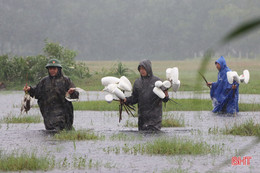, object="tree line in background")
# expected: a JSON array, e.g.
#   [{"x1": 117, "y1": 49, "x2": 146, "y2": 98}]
[
  {"x1": 0, "y1": 39, "x2": 135, "y2": 89},
  {"x1": 0, "y1": 40, "x2": 90, "y2": 88},
  {"x1": 0, "y1": 0, "x2": 260, "y2": 60}
]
